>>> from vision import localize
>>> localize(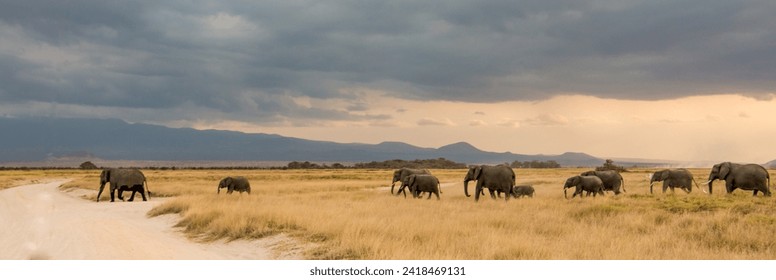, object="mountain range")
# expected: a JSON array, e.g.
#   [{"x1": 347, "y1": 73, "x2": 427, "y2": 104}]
[{"x1": 0, "y1": 117, "x2": 684, "y2": 167}]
